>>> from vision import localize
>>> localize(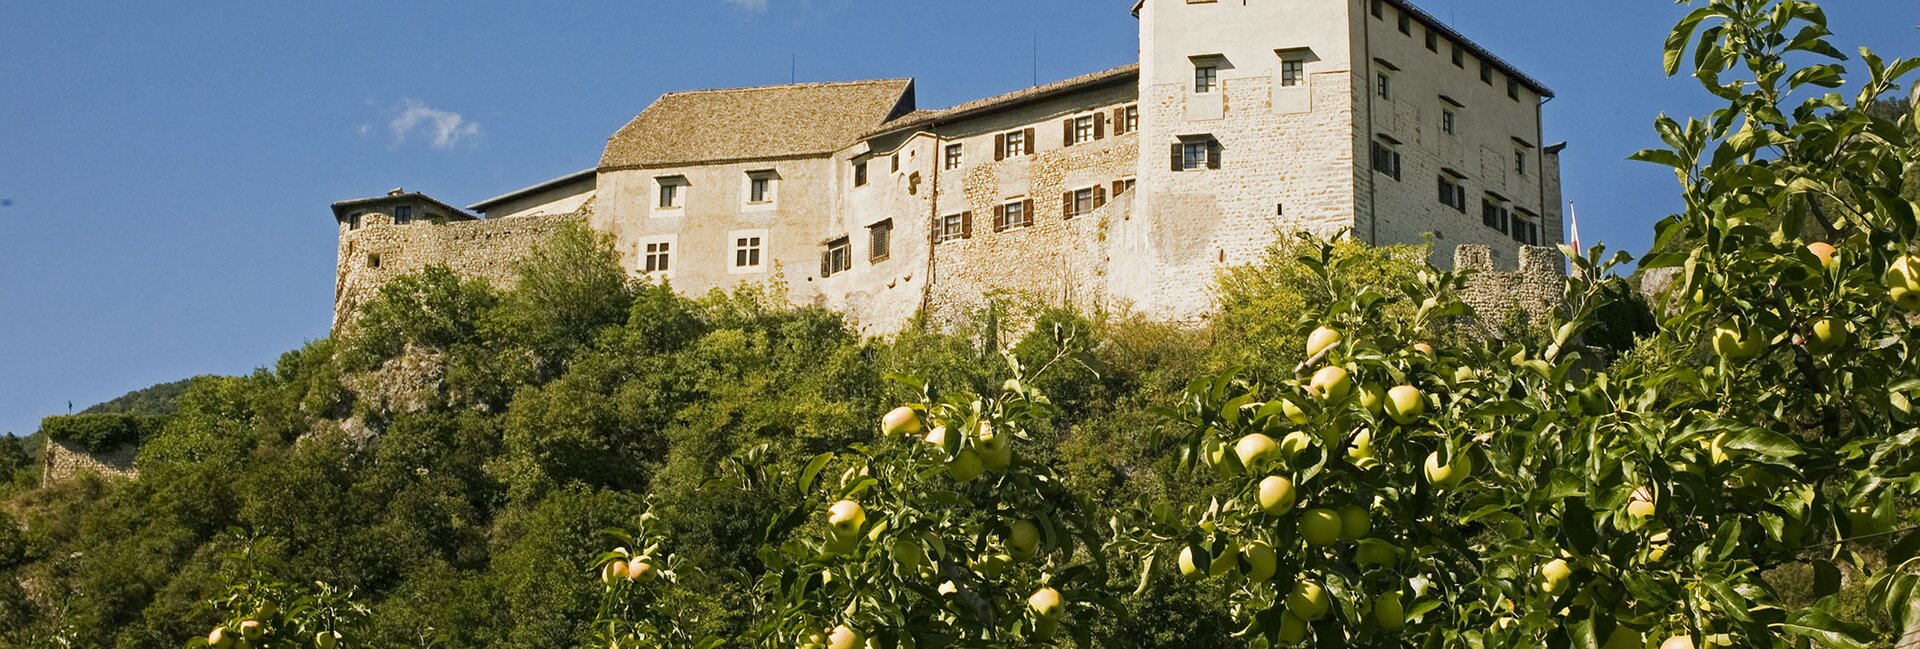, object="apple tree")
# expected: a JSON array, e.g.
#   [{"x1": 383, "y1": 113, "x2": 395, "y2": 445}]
[
  {"x1": 588, "y1": 508, "x2": 722, "y2": 649},
  {"x1": 1130, "y1": 1, "x2": 1920, "y2": 646},
  {"x1": 183, "y1": 544, "x2": 373, "y2": 649}
]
